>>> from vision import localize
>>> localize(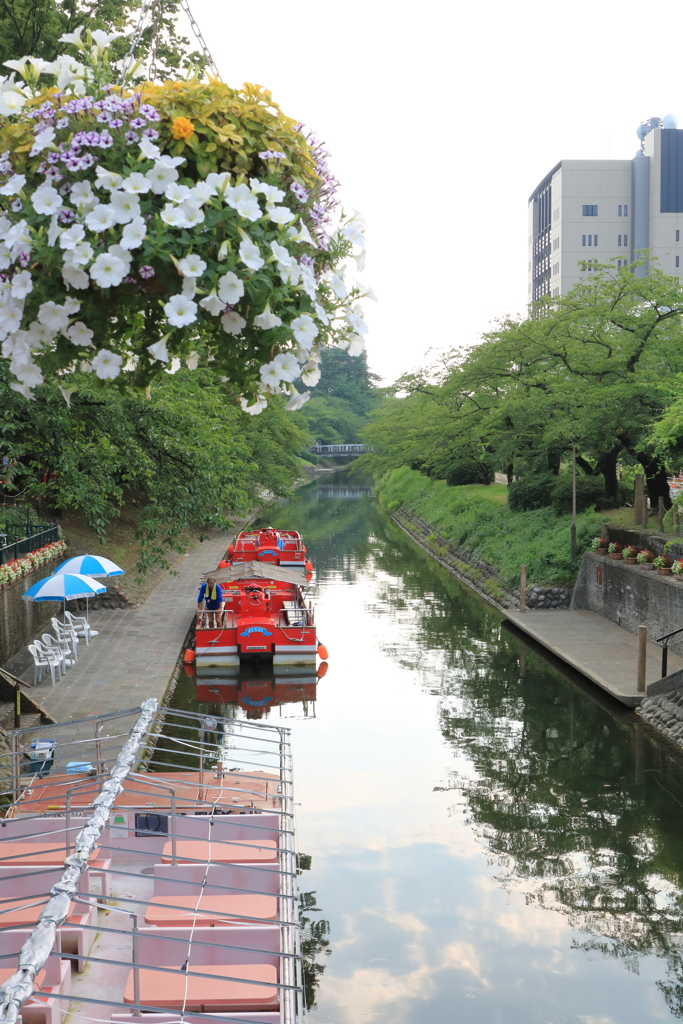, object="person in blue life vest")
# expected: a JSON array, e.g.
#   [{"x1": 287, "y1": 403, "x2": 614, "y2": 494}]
[{"x1": 197, "y1": 576, "x2": 224, "y2": 628}]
